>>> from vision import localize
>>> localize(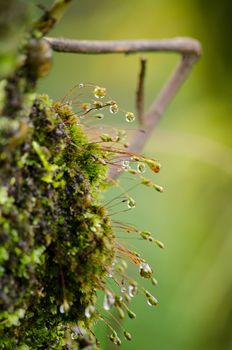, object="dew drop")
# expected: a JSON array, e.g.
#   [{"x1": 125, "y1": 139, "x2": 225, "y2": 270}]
[
  {"x1": 109, "y1": 103, "x2": 119, "y2": 114},
  {"x1": 85, "y1": 304, "x2": 95, "y2": 318},
  {"x1": 139, "y1": 262, "x2": 152, "y2": 278},
  {"x1": 71, "y1": 331, "x2": 78, "y2": 340},
  {"x1": 94, "y1": 86, "x2": 106, "y2": 99},
  {"x1": 103, "y1": 291, "x2": 115, "y2": 310},
  {"x1": 79, "y1": 83, "x2": 84, "y2": 88},
  {"x1": 143, "y1": 289, "x2": 158, "y2": 306},
  {"x1": 137, "y1": 162, "x2": 146, "y2": 173},
  {"x1": 147, "y1": 295, "x2": 159, "y2": 306},
  {"x1": 121, "y1": 287, "x2": 127, "y2": 293},
  {"x1": 125, "y1": 112, "x2": 135, "y2": 122},
  {"x1": 128, "y1": 284, "x2": 138, "y2": 298},
  {"x1": 59, "y1": 300, "x2": 70, "y2": 314},
  {"x1": 127, "y1": 197, "x2": 136, "y2": 209},
  {"x1": 122, "y1": 160, "x2": 130, "y2": 171},
  {"x1": 95, "y1": 113, "x2": 104, "y2": 120}
]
